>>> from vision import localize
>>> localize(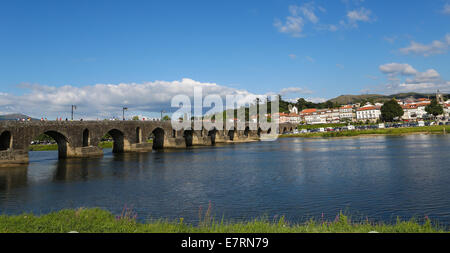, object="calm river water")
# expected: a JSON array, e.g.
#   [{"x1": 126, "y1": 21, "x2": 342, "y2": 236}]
[{"x1": 1, "y1": 134, "x2": 449, "y2": 225}]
